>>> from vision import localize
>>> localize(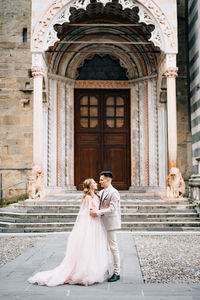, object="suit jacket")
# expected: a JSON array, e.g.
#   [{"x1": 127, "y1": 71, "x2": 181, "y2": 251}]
[{"x1": 98, "y1": 185, "x2": 121, "y2": 230}]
